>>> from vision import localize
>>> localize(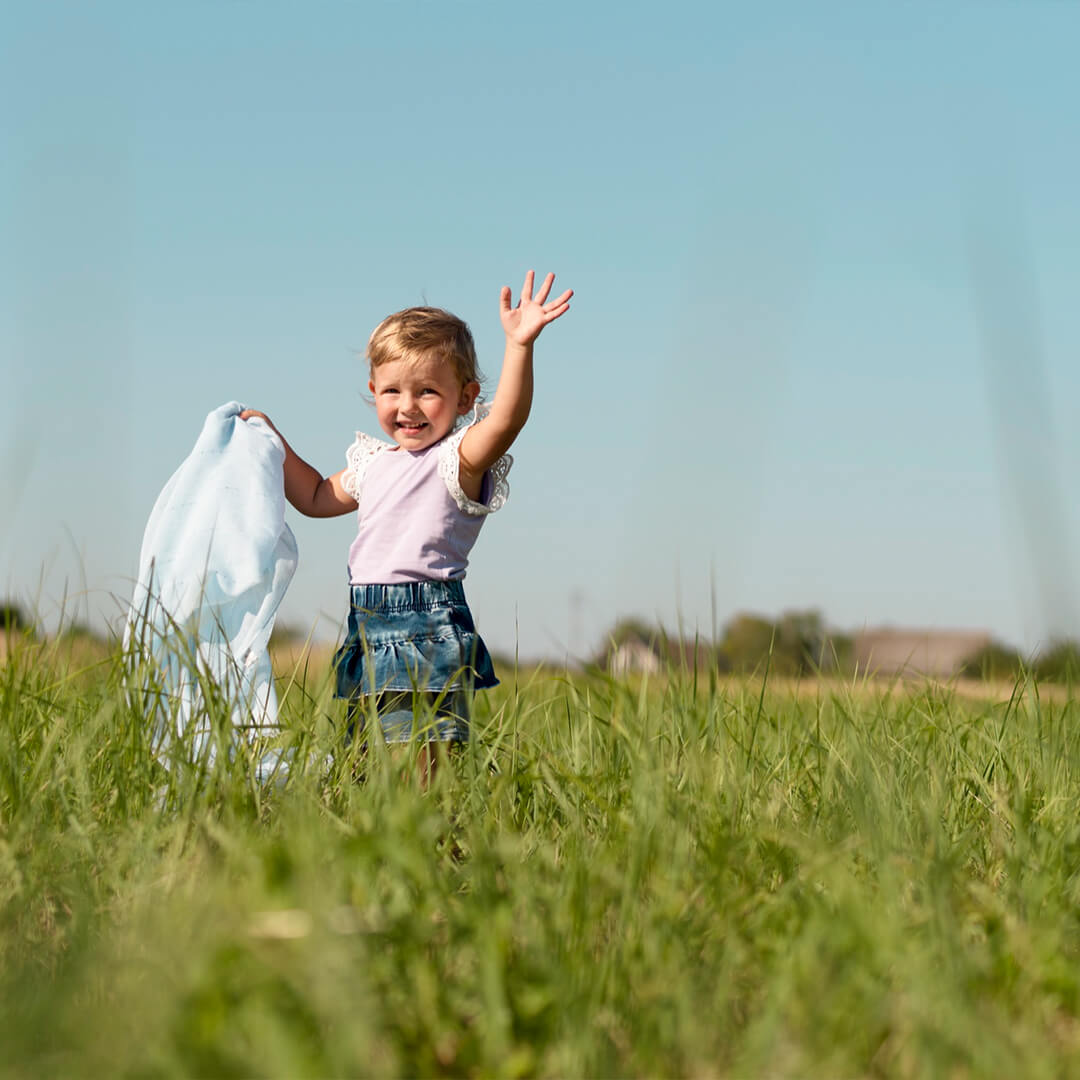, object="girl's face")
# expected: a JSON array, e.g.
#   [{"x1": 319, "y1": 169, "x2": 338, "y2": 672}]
[{"x1": 369, "y1": 357, "x2": 479, "y2": 451}]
